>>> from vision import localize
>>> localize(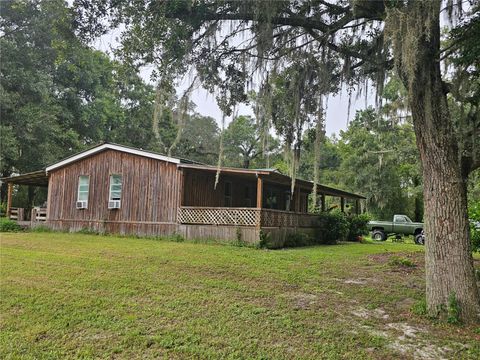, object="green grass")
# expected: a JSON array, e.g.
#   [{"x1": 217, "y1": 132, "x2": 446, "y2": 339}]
[{"x1": 1, "y1": 233, "x2": 479, "y2": 359}]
